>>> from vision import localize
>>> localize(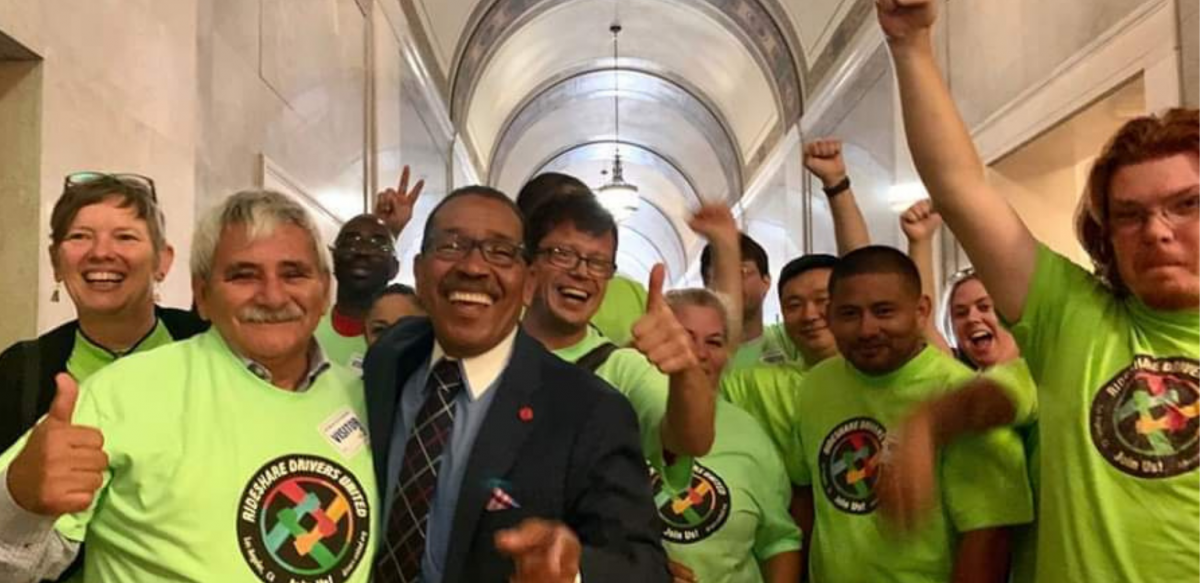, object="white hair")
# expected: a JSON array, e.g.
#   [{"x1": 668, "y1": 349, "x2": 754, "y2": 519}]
[
  {"x1": 665, "y1": 287, "x2": 732, "y2": 337},
  {"x1": 190, "y1": 189, "x2": 330, "y2": 281}
]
